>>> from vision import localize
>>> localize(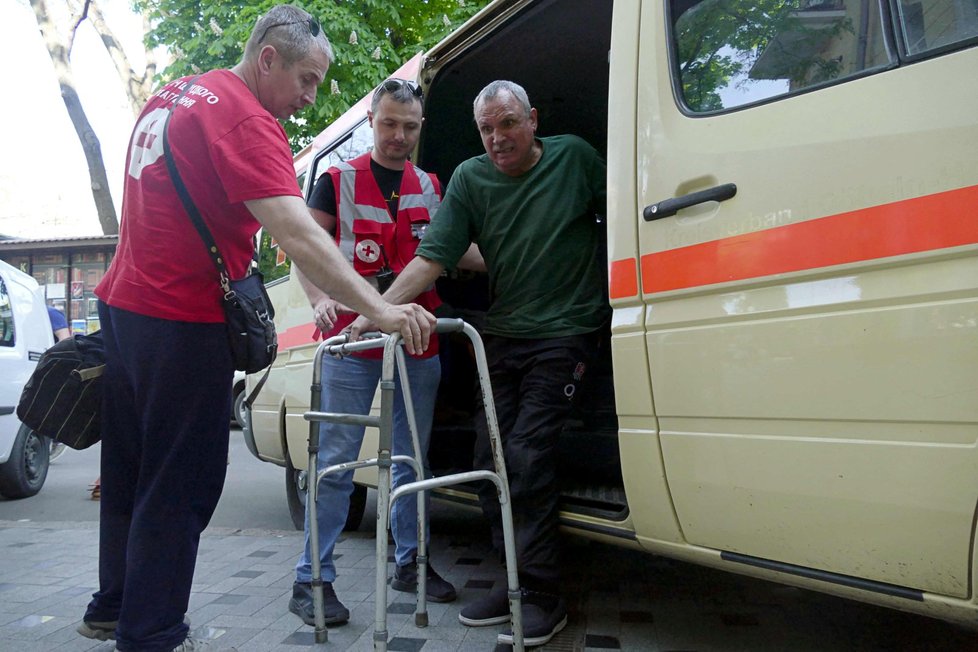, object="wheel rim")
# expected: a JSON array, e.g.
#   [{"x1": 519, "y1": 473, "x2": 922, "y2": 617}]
[
  {"x1": 237, "y1": 397, "x2": 248, "y2": 425},
  {"x1": 24, "y1": 431, "x2": 45, "y2": 486},
  {"x1": 295, "y1": 469, "x2": 307, "y2": 508}
]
